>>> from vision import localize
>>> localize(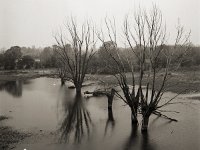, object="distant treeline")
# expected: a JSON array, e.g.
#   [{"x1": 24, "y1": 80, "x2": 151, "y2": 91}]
[{"x1": 0, "y1": 44, "x2": 200, "y2": 73}]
